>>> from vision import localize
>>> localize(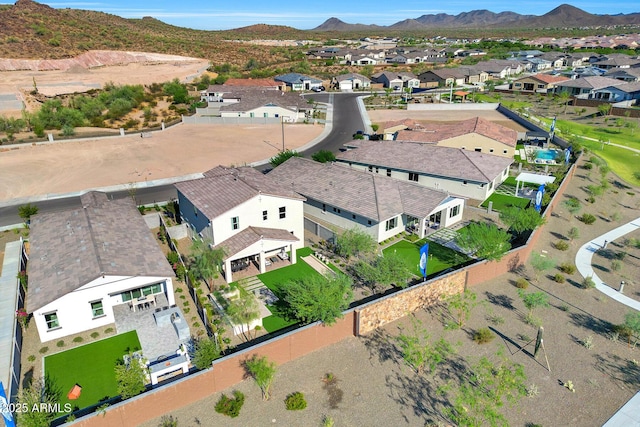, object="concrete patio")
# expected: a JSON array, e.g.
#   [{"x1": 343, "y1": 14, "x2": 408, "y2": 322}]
[{"x1": 113, "y1": 293, "x2": 190, "y2": 362}]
